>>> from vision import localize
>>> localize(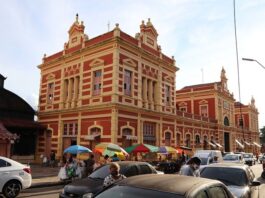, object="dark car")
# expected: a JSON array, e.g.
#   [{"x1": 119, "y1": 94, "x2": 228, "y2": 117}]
[
  {"x1": 59, "y1": 161, "x2": 159, "y2": 198},
  {"x1": 156, "y1": 161, "x2": 181, "y2": 174},
  {"x1": 93, "y1": 174, "x2": 235, "y2": 198},
  {"x1": 200, "y1": 163, "x2": 260, "y2": 198}
]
